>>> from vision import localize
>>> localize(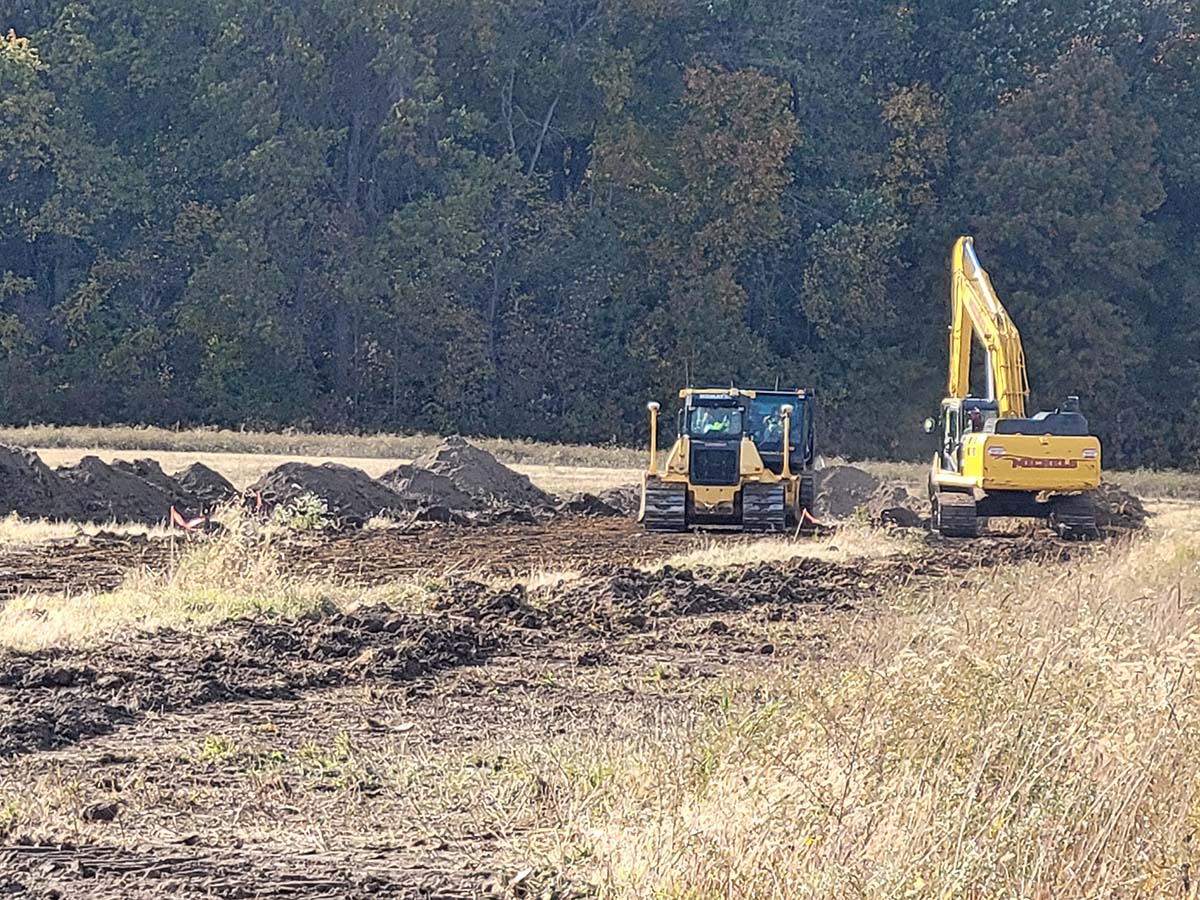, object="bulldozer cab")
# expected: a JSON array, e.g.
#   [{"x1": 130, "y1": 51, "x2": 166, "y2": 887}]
[
  {"x1": 681, "y1": 391, "x2": 746, "y2": 486},
  {"x1": 746, "y1": 389, "x2": 814, "y2": 475}
]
